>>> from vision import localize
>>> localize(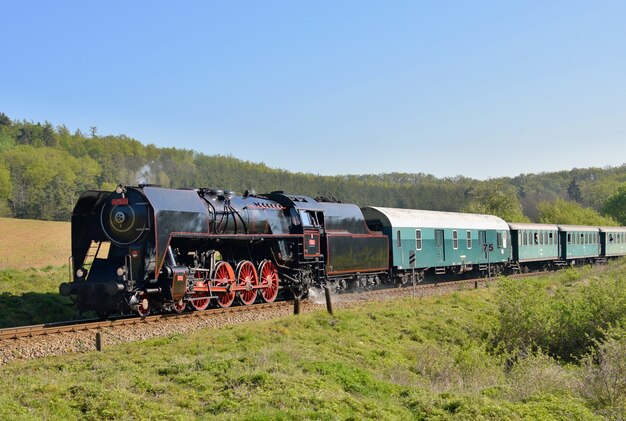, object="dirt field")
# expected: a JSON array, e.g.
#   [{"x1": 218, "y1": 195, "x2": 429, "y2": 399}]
[{"x1": 0, "y1": 217, "x2": 70, "y2": 269}]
